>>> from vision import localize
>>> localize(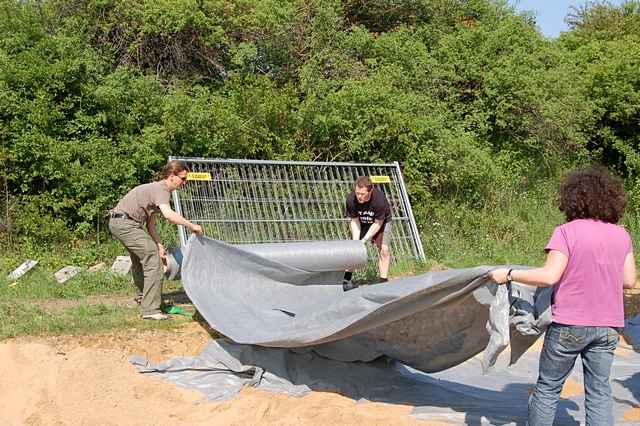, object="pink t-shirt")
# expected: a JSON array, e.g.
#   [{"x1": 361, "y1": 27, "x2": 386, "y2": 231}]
[{"x1": 545, "y1": 218, "x2": 633, "y2": 327}]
